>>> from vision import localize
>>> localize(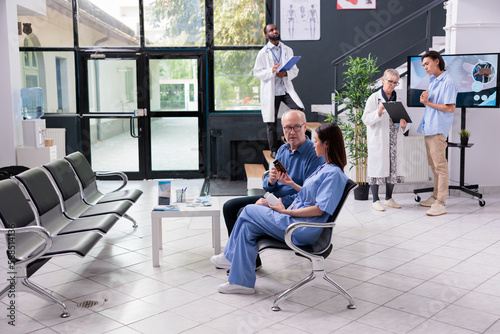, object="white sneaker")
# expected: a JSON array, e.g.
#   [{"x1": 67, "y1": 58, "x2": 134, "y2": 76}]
[
  {"x1": 218, "y1": 282, "x2": 255, "y2": 294},
  {"x1": 420, "y1": 196, "x2": 436, "y2": 207},
  {"x1": 372, "y1": 200, "x2": 385, "y2": 211},
  {"x1": 426, "y1": 202, "x2": 447, "y2": 216},
  {"x1": 211, "y1": 254, "x2": 231, "y2": 269},
  {"x1": 384, "y1": 198, "x2": 402, "y2": 209}
]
